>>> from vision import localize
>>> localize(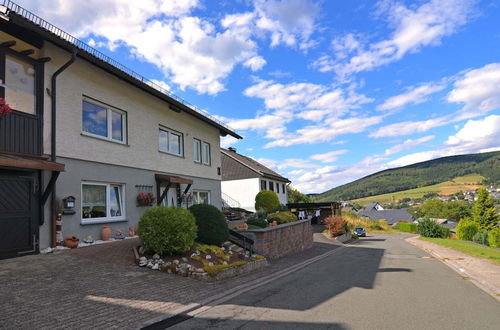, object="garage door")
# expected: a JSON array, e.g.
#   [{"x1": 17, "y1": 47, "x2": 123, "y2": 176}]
[{"x1": 0, "y1": 171, "x2": 38, "y2": 259}]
